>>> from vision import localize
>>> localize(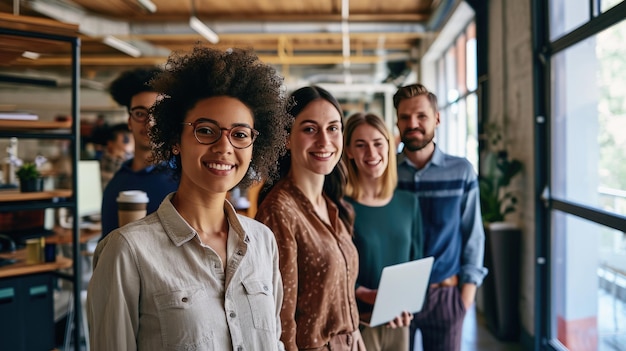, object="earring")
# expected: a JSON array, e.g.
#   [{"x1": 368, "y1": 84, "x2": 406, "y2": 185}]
[{"x1": 172, "y1": 148, "x2": 179, "y2": 155}]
